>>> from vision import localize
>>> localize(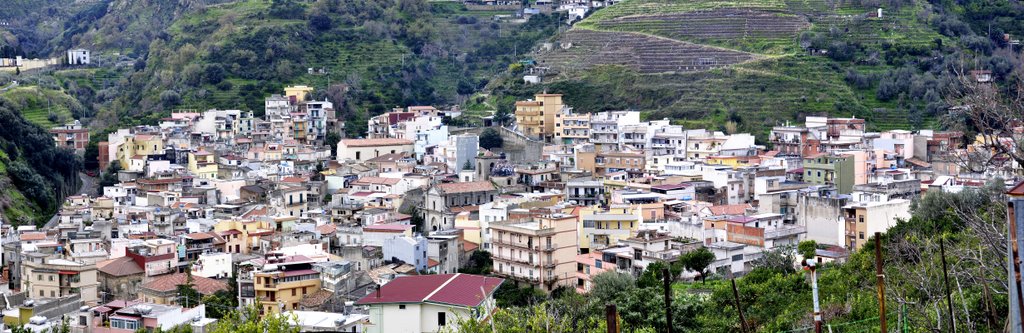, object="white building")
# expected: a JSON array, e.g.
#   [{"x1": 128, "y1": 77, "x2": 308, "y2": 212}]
[
  {"x1": 67, "y1": 49, "x2": 90, "y2": 65},
  {"x1": 192, "y1": 252, "x2": 233, "y2": 278},
  {"x1": 356, "y1": 274, "x2": 504, "y2": 333}
]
